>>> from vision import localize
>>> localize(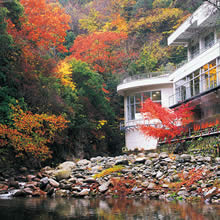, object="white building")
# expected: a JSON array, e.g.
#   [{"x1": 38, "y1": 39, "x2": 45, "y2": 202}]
[{"x1": 117, "y1": 1, "x2": 220, "y2": 151}]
